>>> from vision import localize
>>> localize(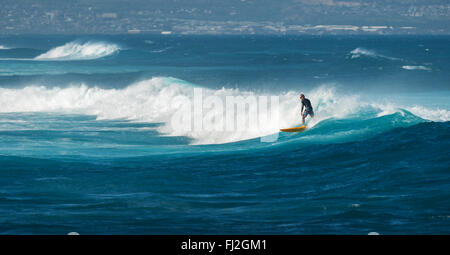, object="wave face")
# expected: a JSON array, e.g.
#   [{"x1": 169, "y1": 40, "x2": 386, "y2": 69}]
[{"x1": 34, "y1": 41, "x2": 120, "y2": 60}]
